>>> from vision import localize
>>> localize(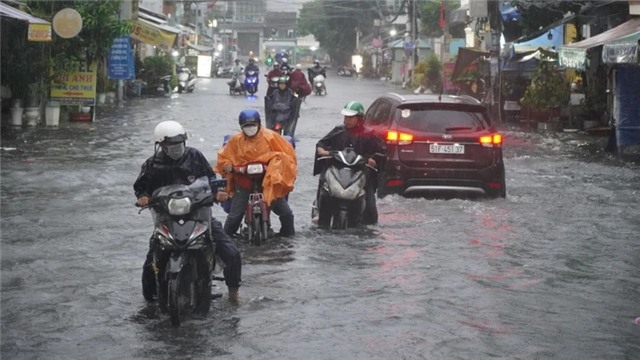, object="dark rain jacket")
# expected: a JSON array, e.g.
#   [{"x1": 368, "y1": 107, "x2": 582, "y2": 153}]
[
  {"x1": 313, "y1": 122, "x2": 386, "y2": 176},
  {"x1": 268, "y1": 88, "x2": 296, "y2": 123},
  {"x1": 134, "y1": 147, "x2": 215, "y2": 198}
]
